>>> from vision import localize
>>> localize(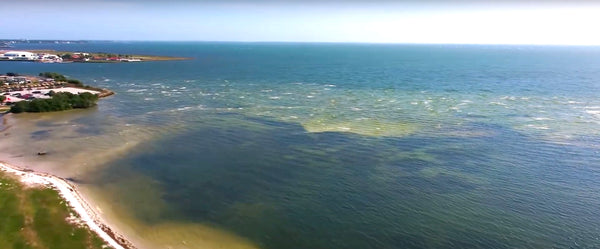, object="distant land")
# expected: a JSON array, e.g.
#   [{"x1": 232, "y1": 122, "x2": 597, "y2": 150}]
[
  {"x1": 1, "y1": 39, "x2": 190, "y2": 63},
  {"x1": 0, "y1": 39, "x2": 88, "y2": 46},
  {"x1": 0, "y1": 49, "x2": 190, "y2": 63}
]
